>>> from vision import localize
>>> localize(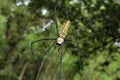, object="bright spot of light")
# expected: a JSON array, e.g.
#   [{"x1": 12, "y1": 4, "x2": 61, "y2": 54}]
[
  {"x1": 42, "y1": 9, "x2": 48, "y2": 15},
  {"x1": 11, "y1": 8, "x2": 14, "y2": 11},
  {"x1": 16, "y1": 1, "x2": 22, "y2": 6},
  {"x1": 114, "y1": 42, "x2": 120, "y2": 47},
  {"x1": 42, "y1": 20, "x2": 53, "y2": 31},
  {"x1": 114, "y1": 0, "x2": 120, "y2": 5},
  {"x1": 70, "y1": 0, "x2": 78, "y2": 4},
  {"x1": 24, "y1": 0, "x2": 30, "y2": 6},
  {"x1": 16, "y1": 0, "x2": 30, "y2": 6}
]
